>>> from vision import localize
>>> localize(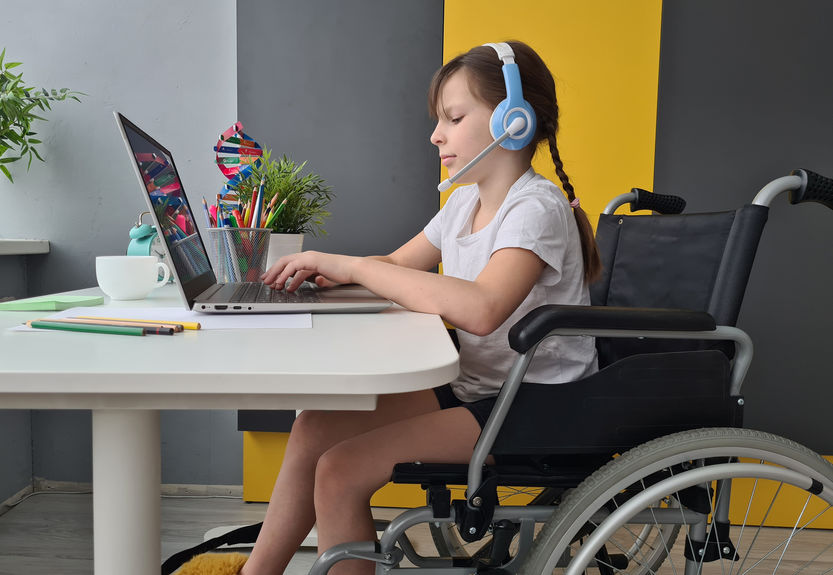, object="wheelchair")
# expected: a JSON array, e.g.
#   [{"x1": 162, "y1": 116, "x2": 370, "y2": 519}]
[{"x1": 307, "y1": 170, "x2": 833, "y2": 575}]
